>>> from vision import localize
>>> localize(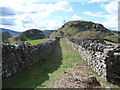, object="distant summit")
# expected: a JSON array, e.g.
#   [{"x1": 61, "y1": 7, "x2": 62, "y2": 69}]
[
  {"x1": 8, "y1": 29, "x2": 46, "y2": 42},
  {"x1": 42, "y1": 30, "x2": 55, "y2": 36},
  {"x1": 17, "y1": 29, "x2": 45, "y2": 41},
  {"x1": 50, "y1": 20, "x2": 120, "y2": 42},
  {"x1": 112, "y1": 30, "x2": 120, "y2": 35},
  {"x1": 0, "y1": 28, "x2": 21, "y2": 36}
]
